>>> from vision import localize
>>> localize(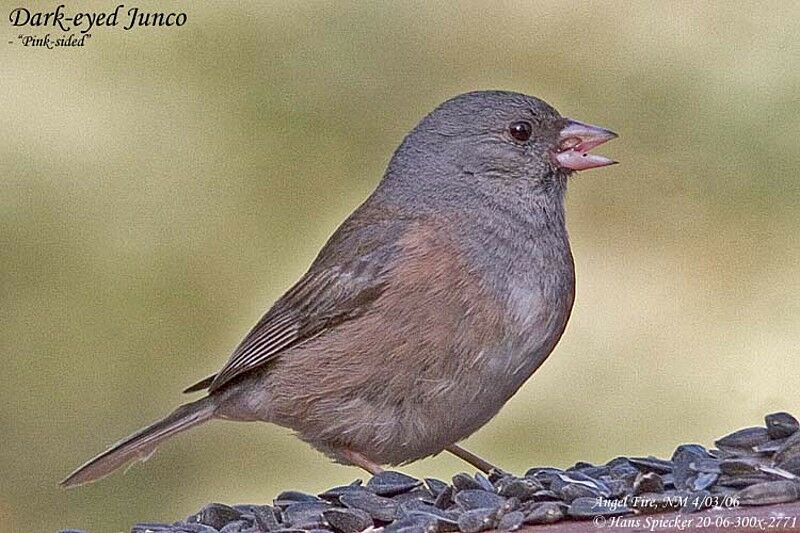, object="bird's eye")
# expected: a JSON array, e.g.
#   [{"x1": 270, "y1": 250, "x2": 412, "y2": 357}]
[{"x1": 508, "y1": 121, "x2": 533, "y2": 142}]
